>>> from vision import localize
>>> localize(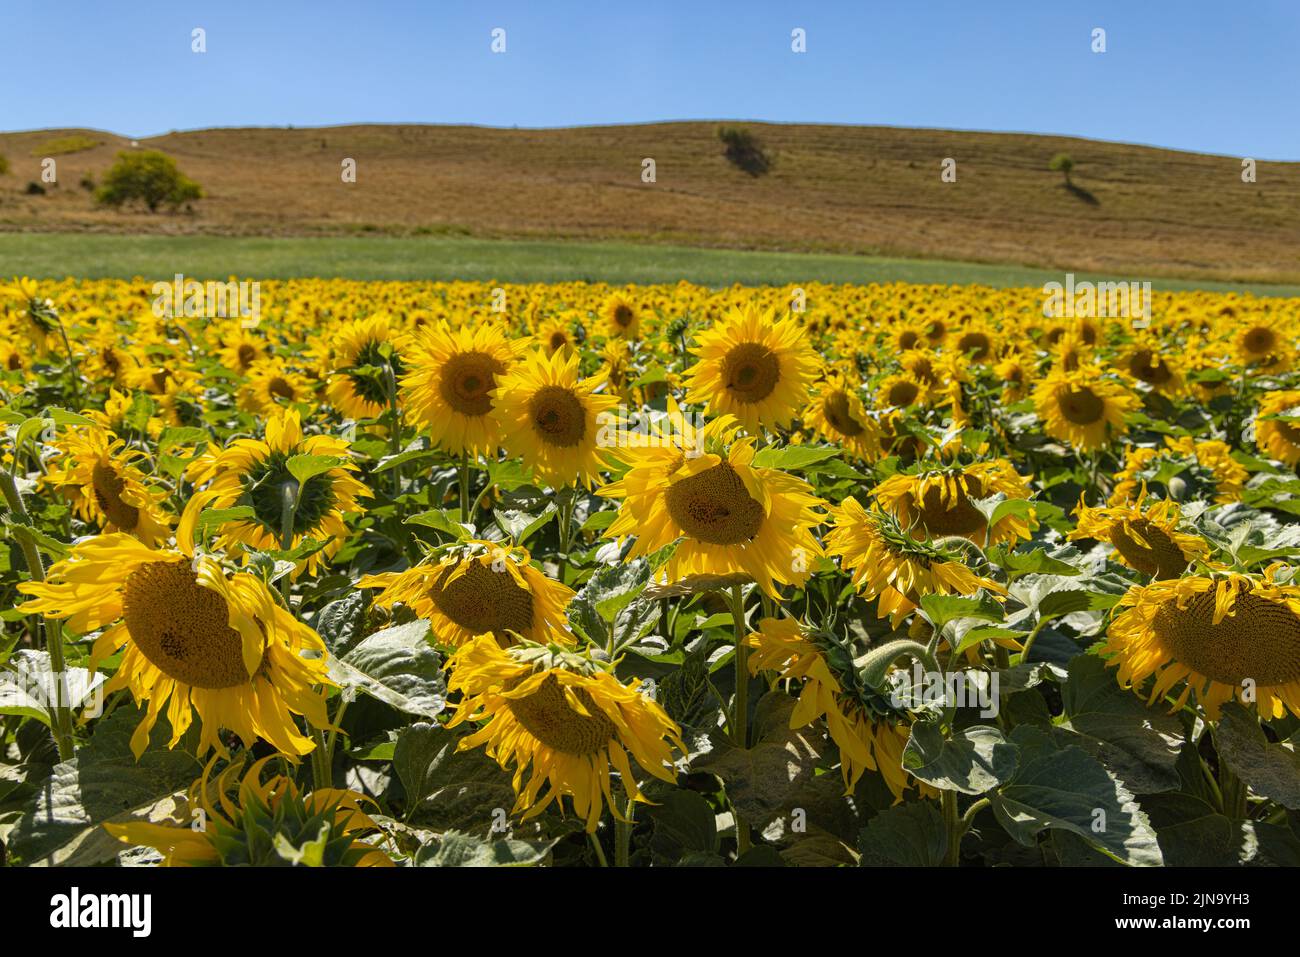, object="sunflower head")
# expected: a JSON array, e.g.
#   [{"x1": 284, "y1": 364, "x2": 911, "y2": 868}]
[
  {"x1": 1070, "y1": 490, "x2": 1209, "y2": 580},
  {"x1": 803, "y1": 374, "x2": 881, "y2": 460},
  {"x1": 326, "y1": 314, "x2": 406, "y2": 418},
  {"x1": 872, "y1": 459, "x2": 1035, "y2": 547},
  {"x1": 1256, "y1": 390, "x2": 1300, "y2": 467},
  {"x1": 600, "y1": 292, "x2": 640, "y2": 340},
  {"x1": 1033, "y1": 365, "x2": 1135, "y2": 451}
]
